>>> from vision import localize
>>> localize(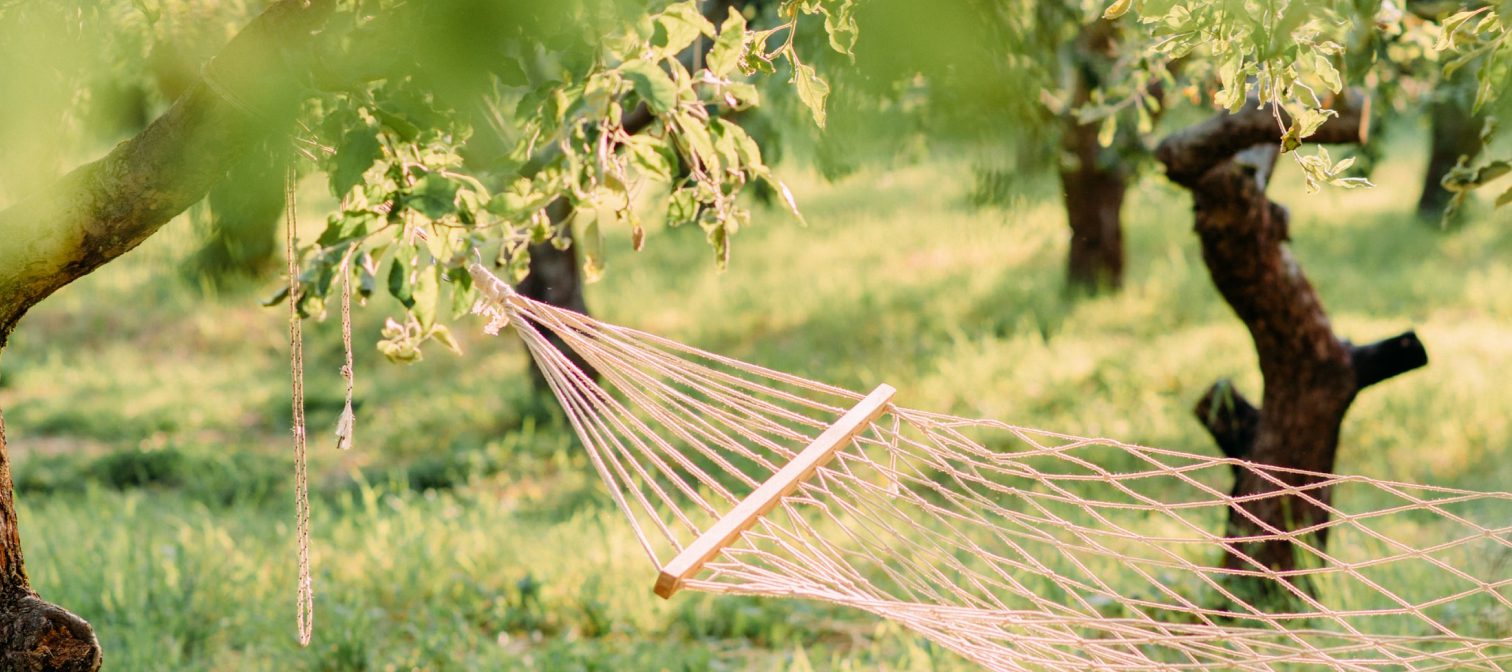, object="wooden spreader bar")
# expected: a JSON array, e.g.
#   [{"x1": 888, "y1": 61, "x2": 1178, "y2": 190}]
[{"x1": 653, "y1": 384, "x2": 897, "y2": 599}]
